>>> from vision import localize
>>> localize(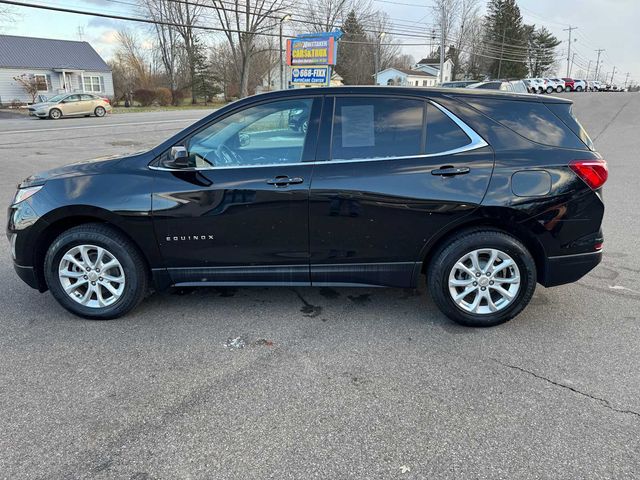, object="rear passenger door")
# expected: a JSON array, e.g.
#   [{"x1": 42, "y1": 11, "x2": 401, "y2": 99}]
[{"x1": 308, "y1": 95, "x2": 494, "y2": 288}]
